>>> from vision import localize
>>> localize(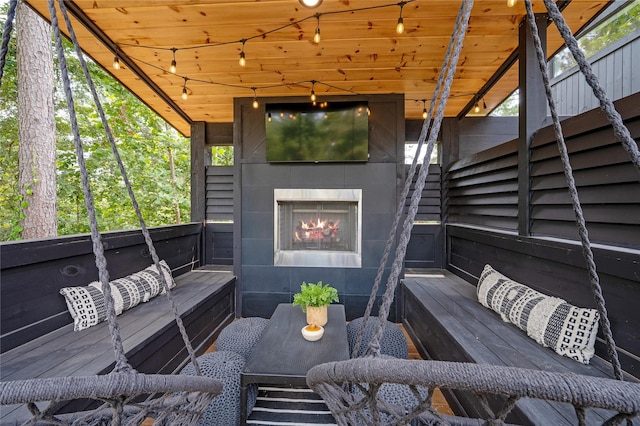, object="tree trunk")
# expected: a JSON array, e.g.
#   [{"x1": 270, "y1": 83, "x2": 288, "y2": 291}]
[{"x1": 17, "y1": 2, "x2": 57, "y2": 239}]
